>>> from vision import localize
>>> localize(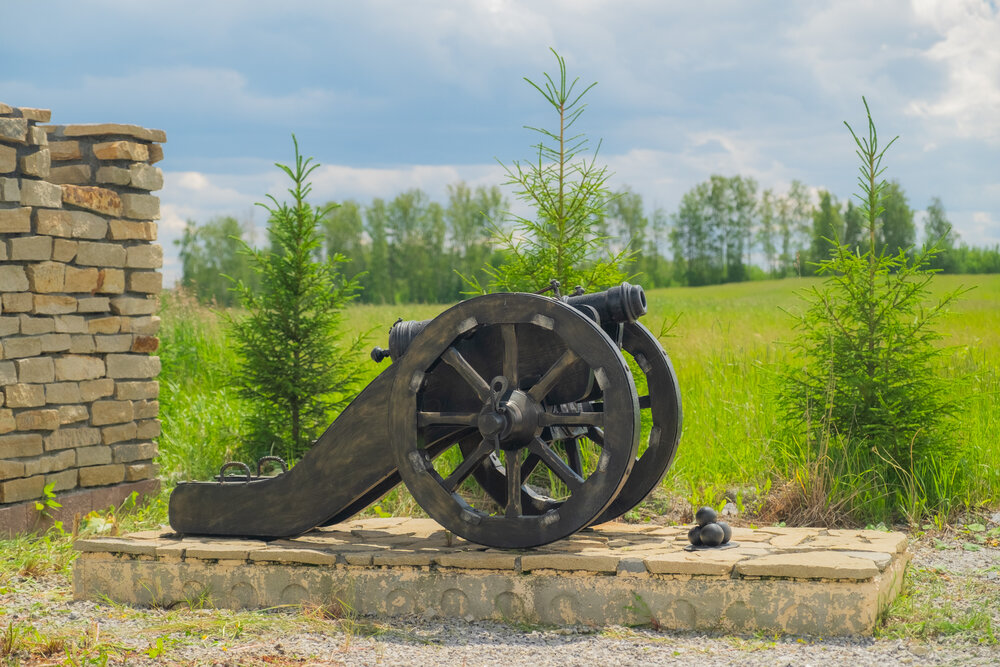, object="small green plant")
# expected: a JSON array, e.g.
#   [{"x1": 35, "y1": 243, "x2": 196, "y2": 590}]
[
  {"x1": 778, "y1": 98, "x2": 966, "y2": 524},
  {"x1": 477, "y1": 48, "x2": 632, "y2": 293},
  {"x1": 34, "y1": 481, "x2": 62, "y2": 520},
  {"x1": 230, "y1": 136, "x2": 365, "y2": 461}
]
